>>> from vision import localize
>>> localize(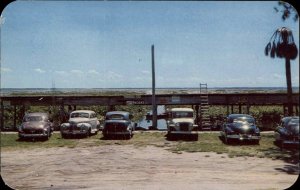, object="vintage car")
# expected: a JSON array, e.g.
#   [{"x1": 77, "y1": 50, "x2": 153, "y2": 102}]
[
  {"x1": 18, "y1": 112, "x2": 53, "y2": 140},
  {"x1": 274, "y1": 116, "x2": 299, "y2": 148},
  {"x1": 102, "y1": 111, "x2": 134, "y2": 139},
  {"x1": 60, "y1": 110, "x2": 100, "y2": 138},
  {"x1": 220, "y1": 114, "x2": 260, "y2": 144},
  {"x1": 166, "y1": 108, "x2": 198, "y2": 140}
]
